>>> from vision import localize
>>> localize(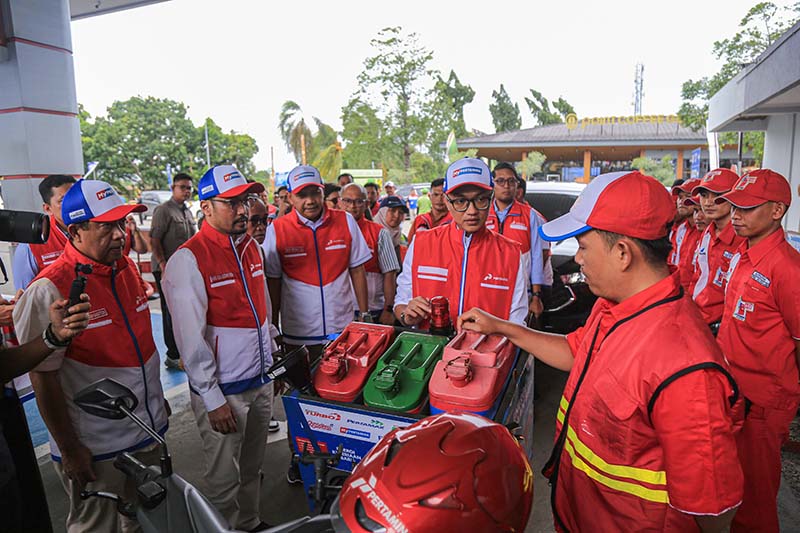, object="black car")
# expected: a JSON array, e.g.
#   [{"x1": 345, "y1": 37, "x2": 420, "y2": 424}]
[{"x1": 525, "y1": 181, "x2": 596, "y2": 334}]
